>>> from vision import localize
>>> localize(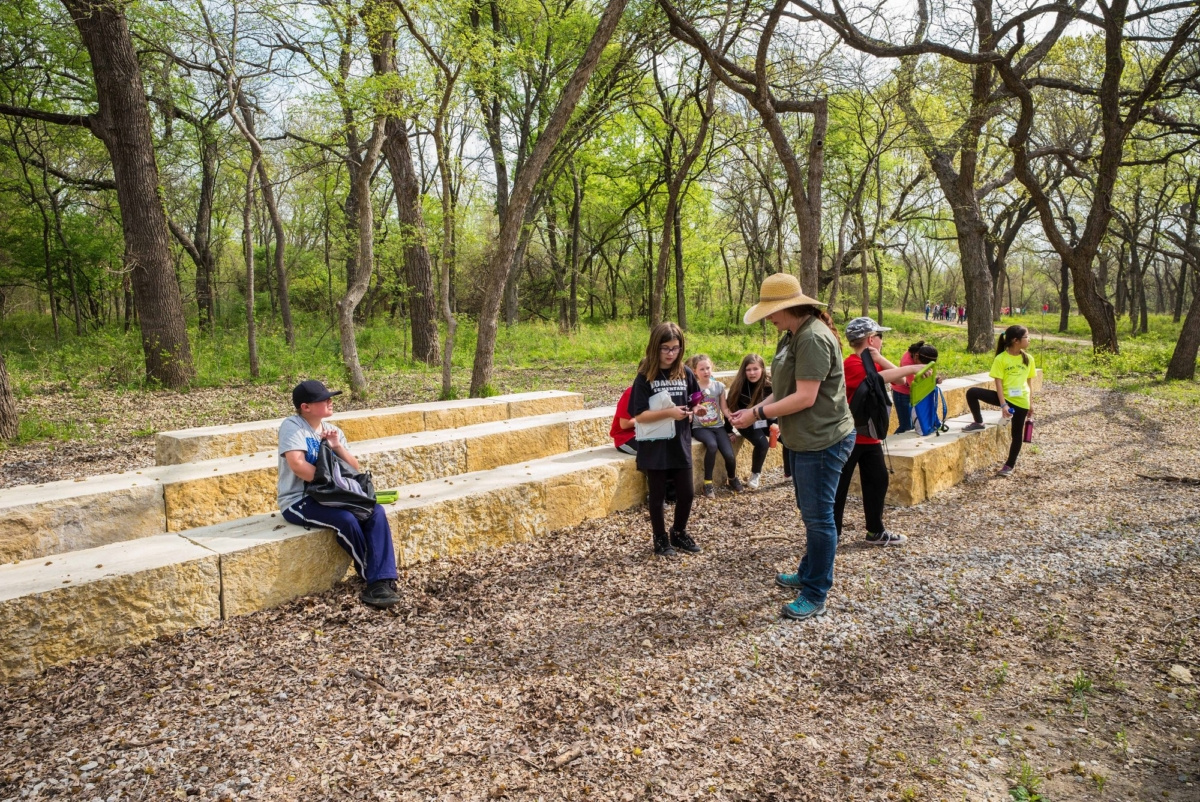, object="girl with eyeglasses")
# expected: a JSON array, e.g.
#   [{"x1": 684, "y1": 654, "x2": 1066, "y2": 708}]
[{"x1": 628, "y1": 322, "x2": 702, "y2": 557}]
